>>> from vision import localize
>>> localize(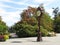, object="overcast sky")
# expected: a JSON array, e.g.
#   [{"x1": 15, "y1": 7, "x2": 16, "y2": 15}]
[{"x1": 0, "y1": 0, "x2": 60, "y2": 26}]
